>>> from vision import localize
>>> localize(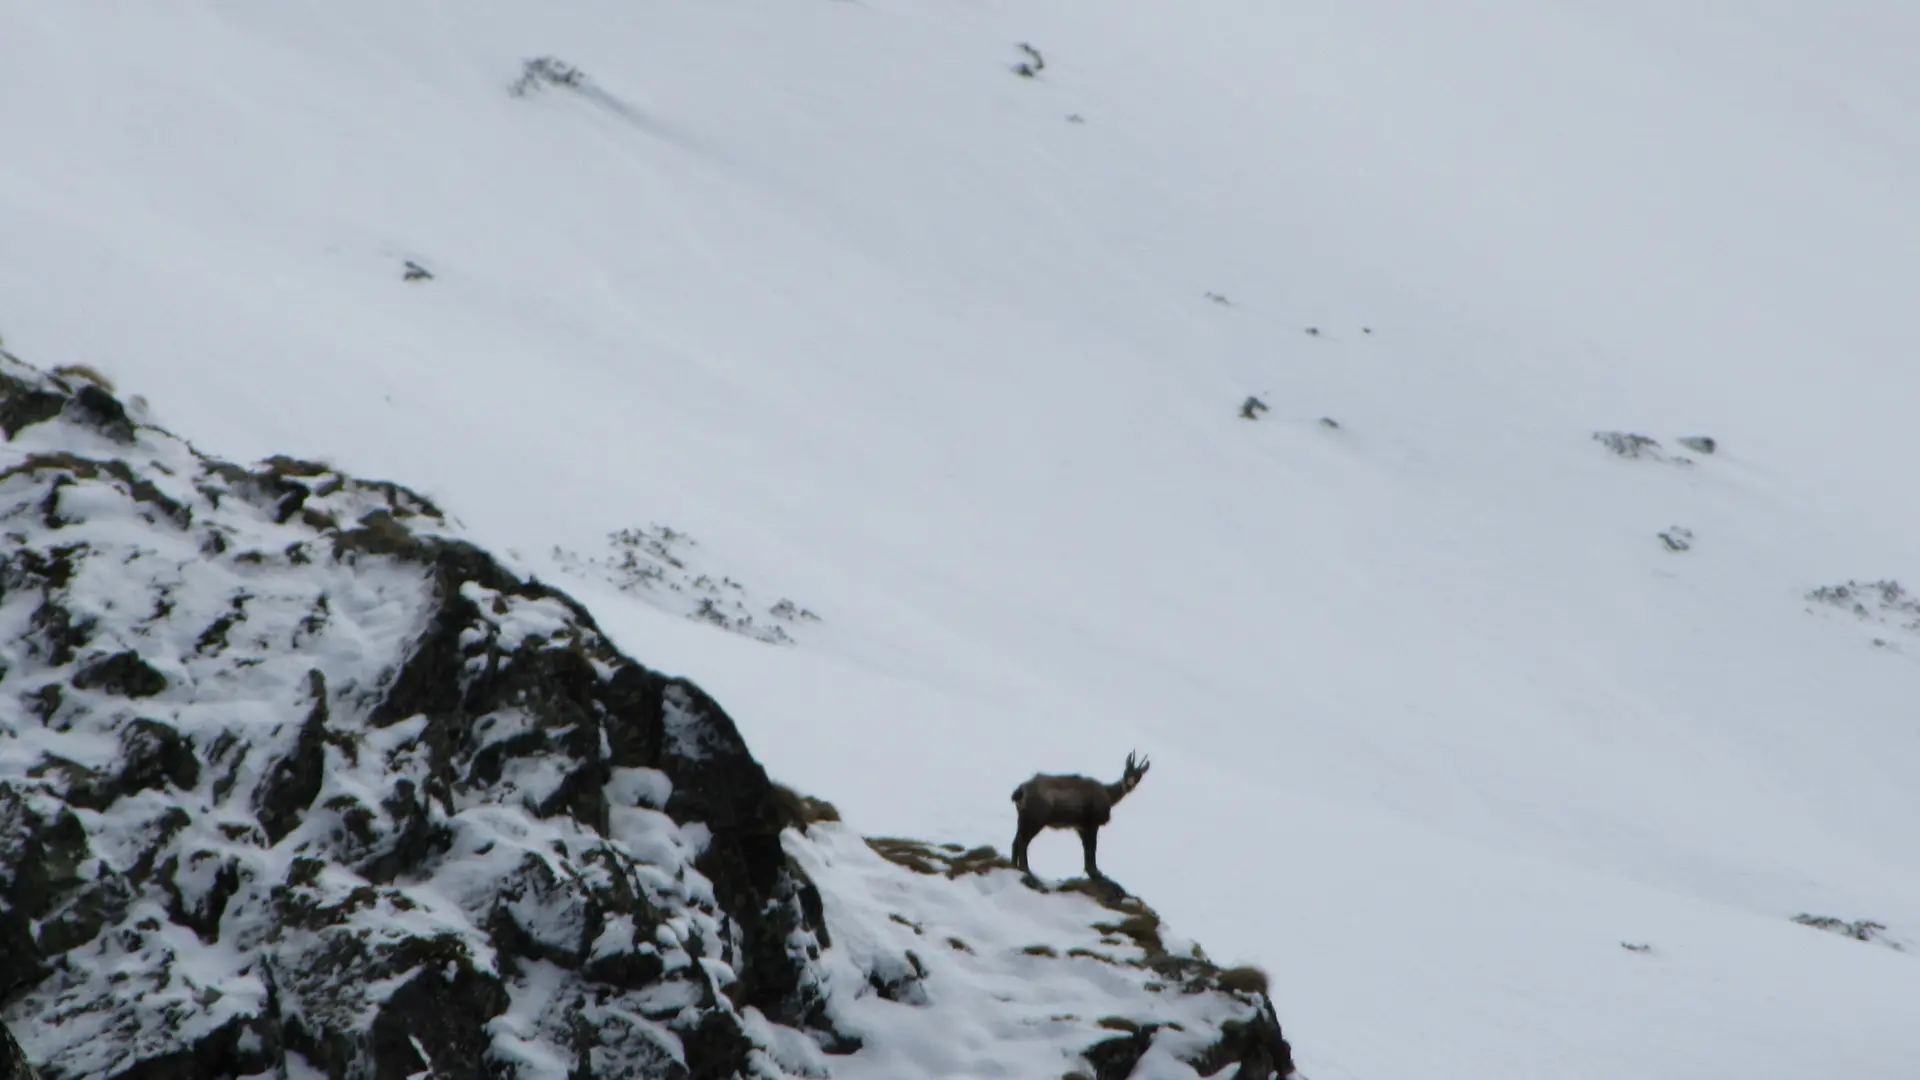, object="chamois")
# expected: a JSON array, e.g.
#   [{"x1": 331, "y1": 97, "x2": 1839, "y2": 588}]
[{"x1": 1010, "y1": 751, "x2": 1150, "y2": 880}]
